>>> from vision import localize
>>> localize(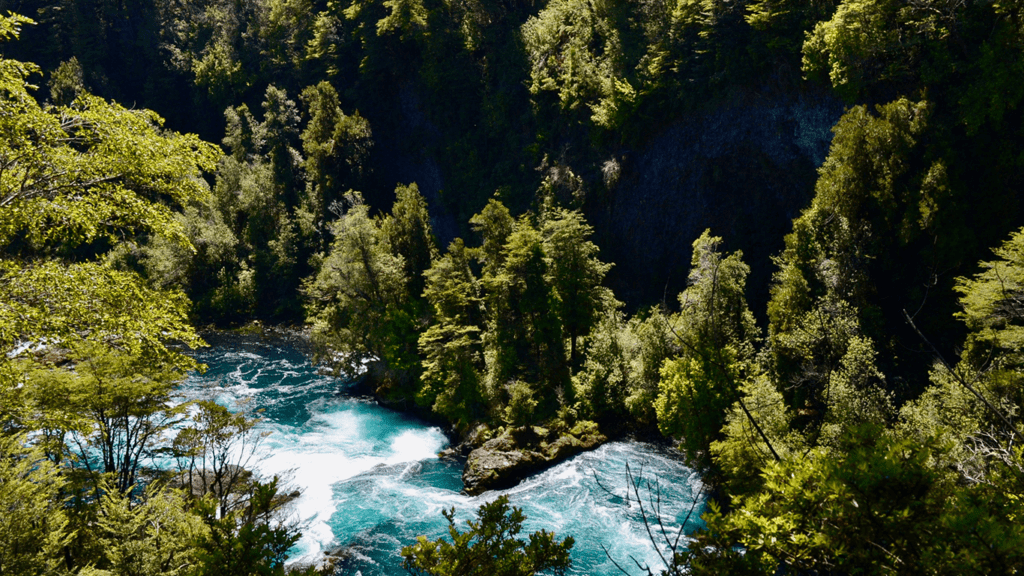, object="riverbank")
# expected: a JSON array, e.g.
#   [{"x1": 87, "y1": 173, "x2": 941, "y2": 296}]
[
  {"x1": 352, "y1": 369, "x2": 619, "y2": 495},
  {"x1": 202, "y1": 324, "x2": 655, "y2": 495},
  {"x1": 180, "y1": 333, "x2": 705, "y2": 575}
]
